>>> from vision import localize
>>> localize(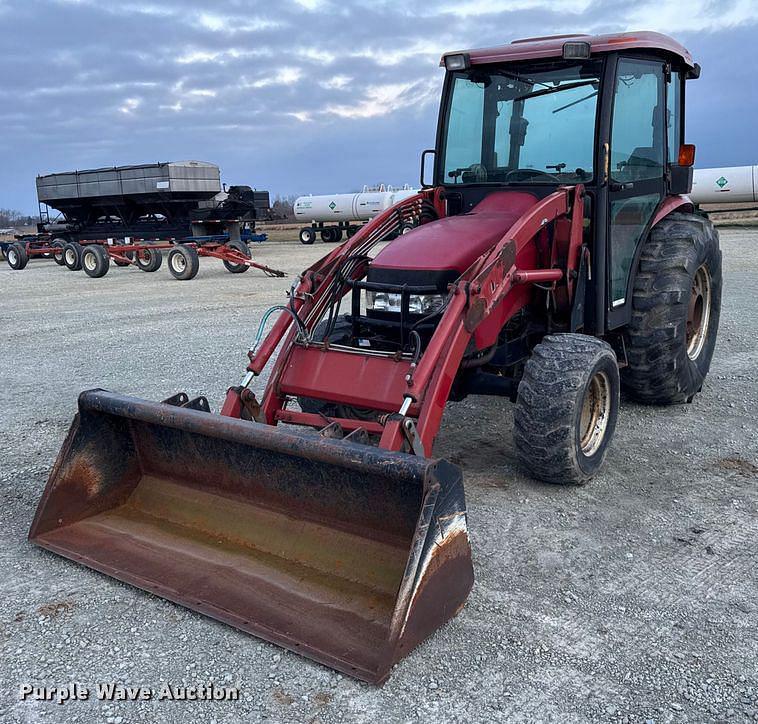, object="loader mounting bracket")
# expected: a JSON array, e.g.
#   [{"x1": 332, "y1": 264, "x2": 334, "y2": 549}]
[
  {"x1": 161, "y1": 392, "x2": 211, "y2": 413},
  {"x1": 239, "y1": 387, "x2": 263, "y2": 422}
]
